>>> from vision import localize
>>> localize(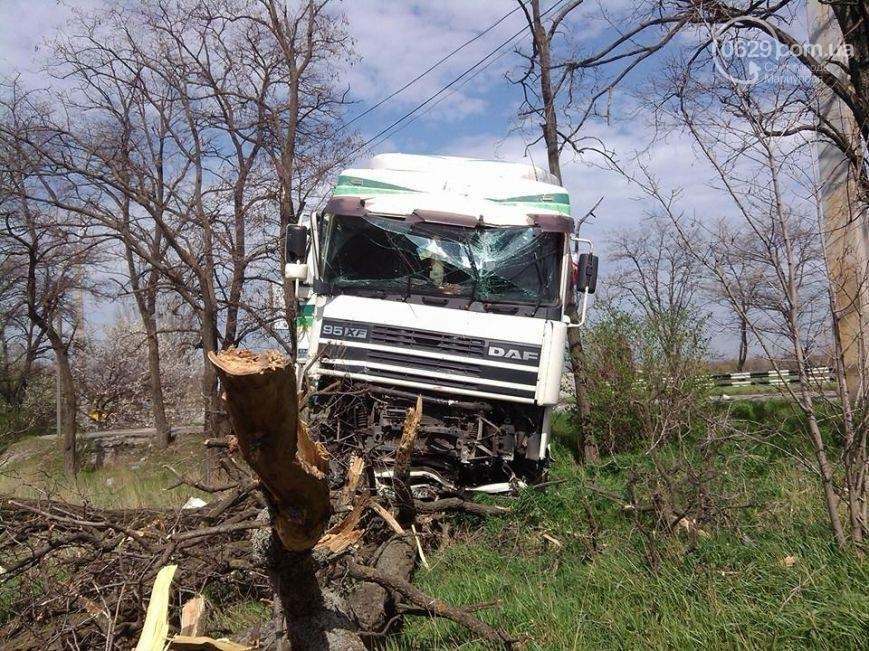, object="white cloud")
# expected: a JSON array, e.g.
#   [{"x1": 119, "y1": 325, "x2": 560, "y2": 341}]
[
  {"x1": 341, "y1": 0, "x2": 523, "y2": 121},
  {"x1": 0, "y1": 0, "x2": 105, "y2": 84}
]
